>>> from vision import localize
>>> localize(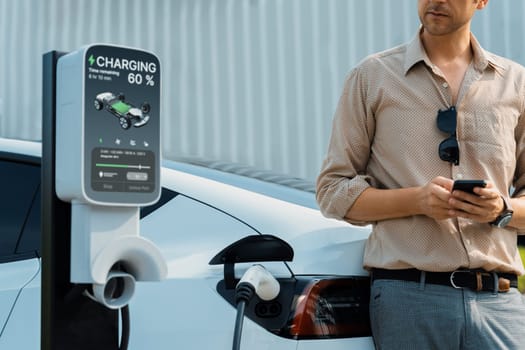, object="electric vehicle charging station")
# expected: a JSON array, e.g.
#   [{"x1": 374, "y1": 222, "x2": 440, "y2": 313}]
[{"x1": 42, "y1": 44, "x2": 166, "y2": 350}]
